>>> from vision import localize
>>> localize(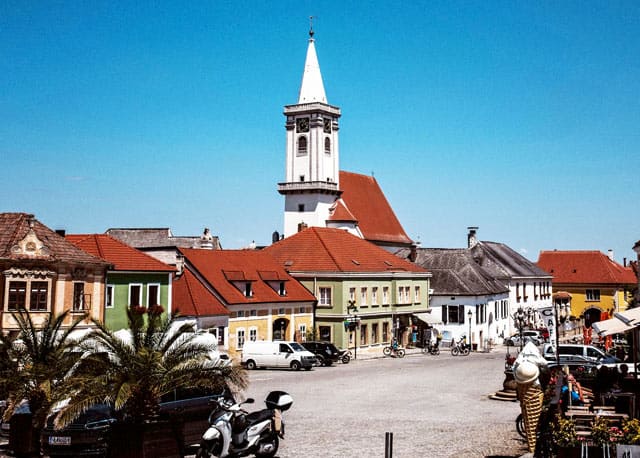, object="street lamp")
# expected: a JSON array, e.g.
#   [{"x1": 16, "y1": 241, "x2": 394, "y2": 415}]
[
  {"x1": 347, "y1": 300, "x2": 358, "y2": 360},
  {"x1": 513, "y1": 307, "x2": 535, "y2": 351},
  {"x1": 467, "y1": 309, "x2": 473, "y2": 352}
]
